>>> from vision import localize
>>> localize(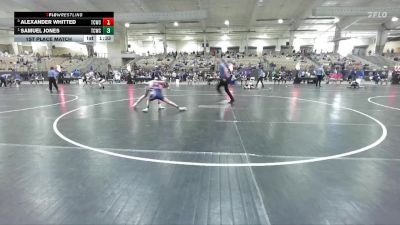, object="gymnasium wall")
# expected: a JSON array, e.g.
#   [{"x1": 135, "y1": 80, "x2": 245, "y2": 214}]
[
  {"x1": 384, "y1": 41, "x2": 400, "y2": 53},
  {"x1": 129, "y1": 40, "x2": 166, "y2": 55},
  {"x1": 0, "y1": 31, "x2": 13, "y2": 45},
  {"x1": 338, "y1": 37, "x2": 375, "y2": 56},
  {"x1": 127, "y1": 36, "x2": 339, "y2": 56},
  {"x1": 0, "y1": 31, "x2": 17, "y2": 54},
  {"x1": 30, "y1": 42, "x2": 88, "y2": 56},
  {"x1": 203, "y1": 39, "x2": 289, "y2": 54},
  {"x1": 93, "y1": 42, "x2": 108, "y2": 57}
]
